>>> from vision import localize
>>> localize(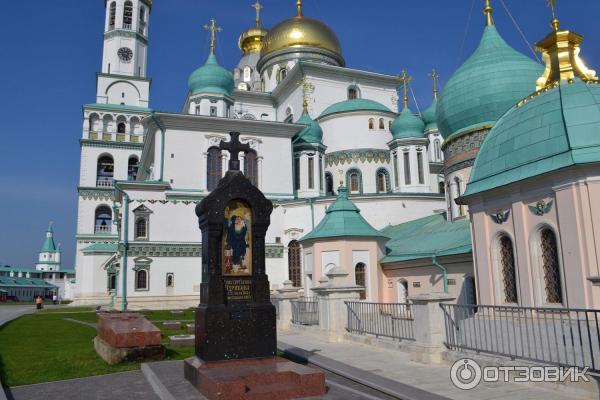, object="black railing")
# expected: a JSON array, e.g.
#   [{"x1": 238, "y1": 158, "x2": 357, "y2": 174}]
[
  {"x1": 441, "y1": 303, "x2": 600, "y2": 373},
  {"x1": 345, "y1": 301, "x2": 414, "y2": 341},
  {"x1": 291, "y1": 297, "x2": 319, "y2": 325}
]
